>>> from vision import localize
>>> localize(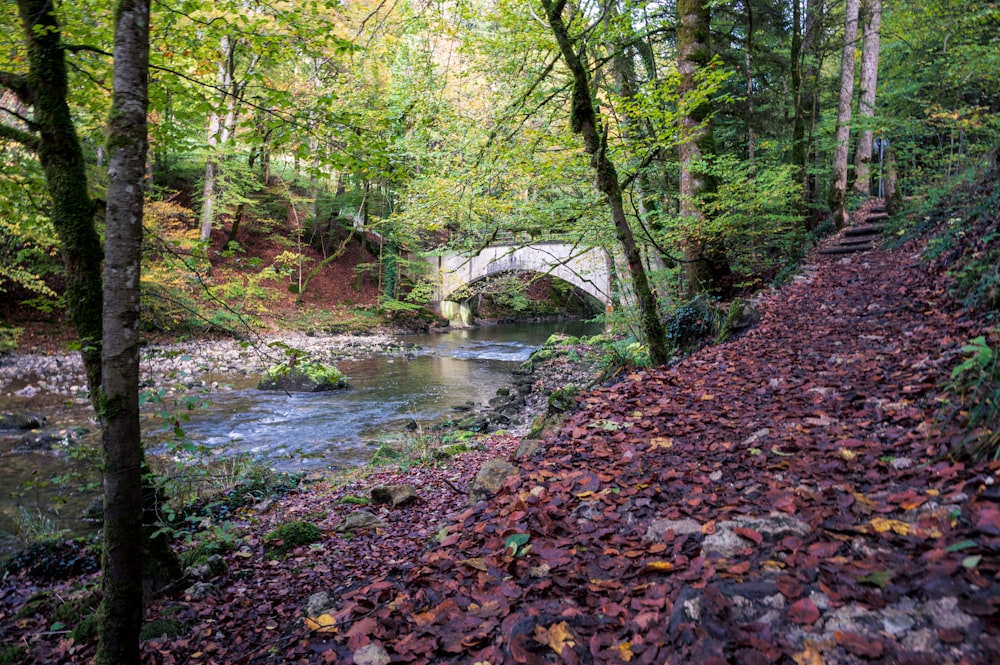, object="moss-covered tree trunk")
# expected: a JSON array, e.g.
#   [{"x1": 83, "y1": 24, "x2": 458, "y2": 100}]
[
  {"x1": 95, "y1": 1, "x2": 151, "y2": 662},
  {"x1": 677, "y1": 0, "x2": 721, "y2": 296},
  {"x1": 541, "y1": 0, "x2": 669, "y2": 366},
  {"x1": 11, "y1": 0, "x2": 104, "y2": 397}
]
